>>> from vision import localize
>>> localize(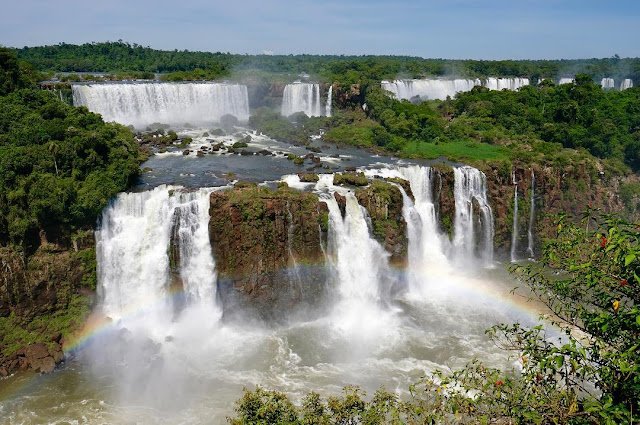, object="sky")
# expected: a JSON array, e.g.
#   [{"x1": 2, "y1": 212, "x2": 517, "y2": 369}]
[{"x1": 2, "y1": 0, "x2": 639, "y2": 59}]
